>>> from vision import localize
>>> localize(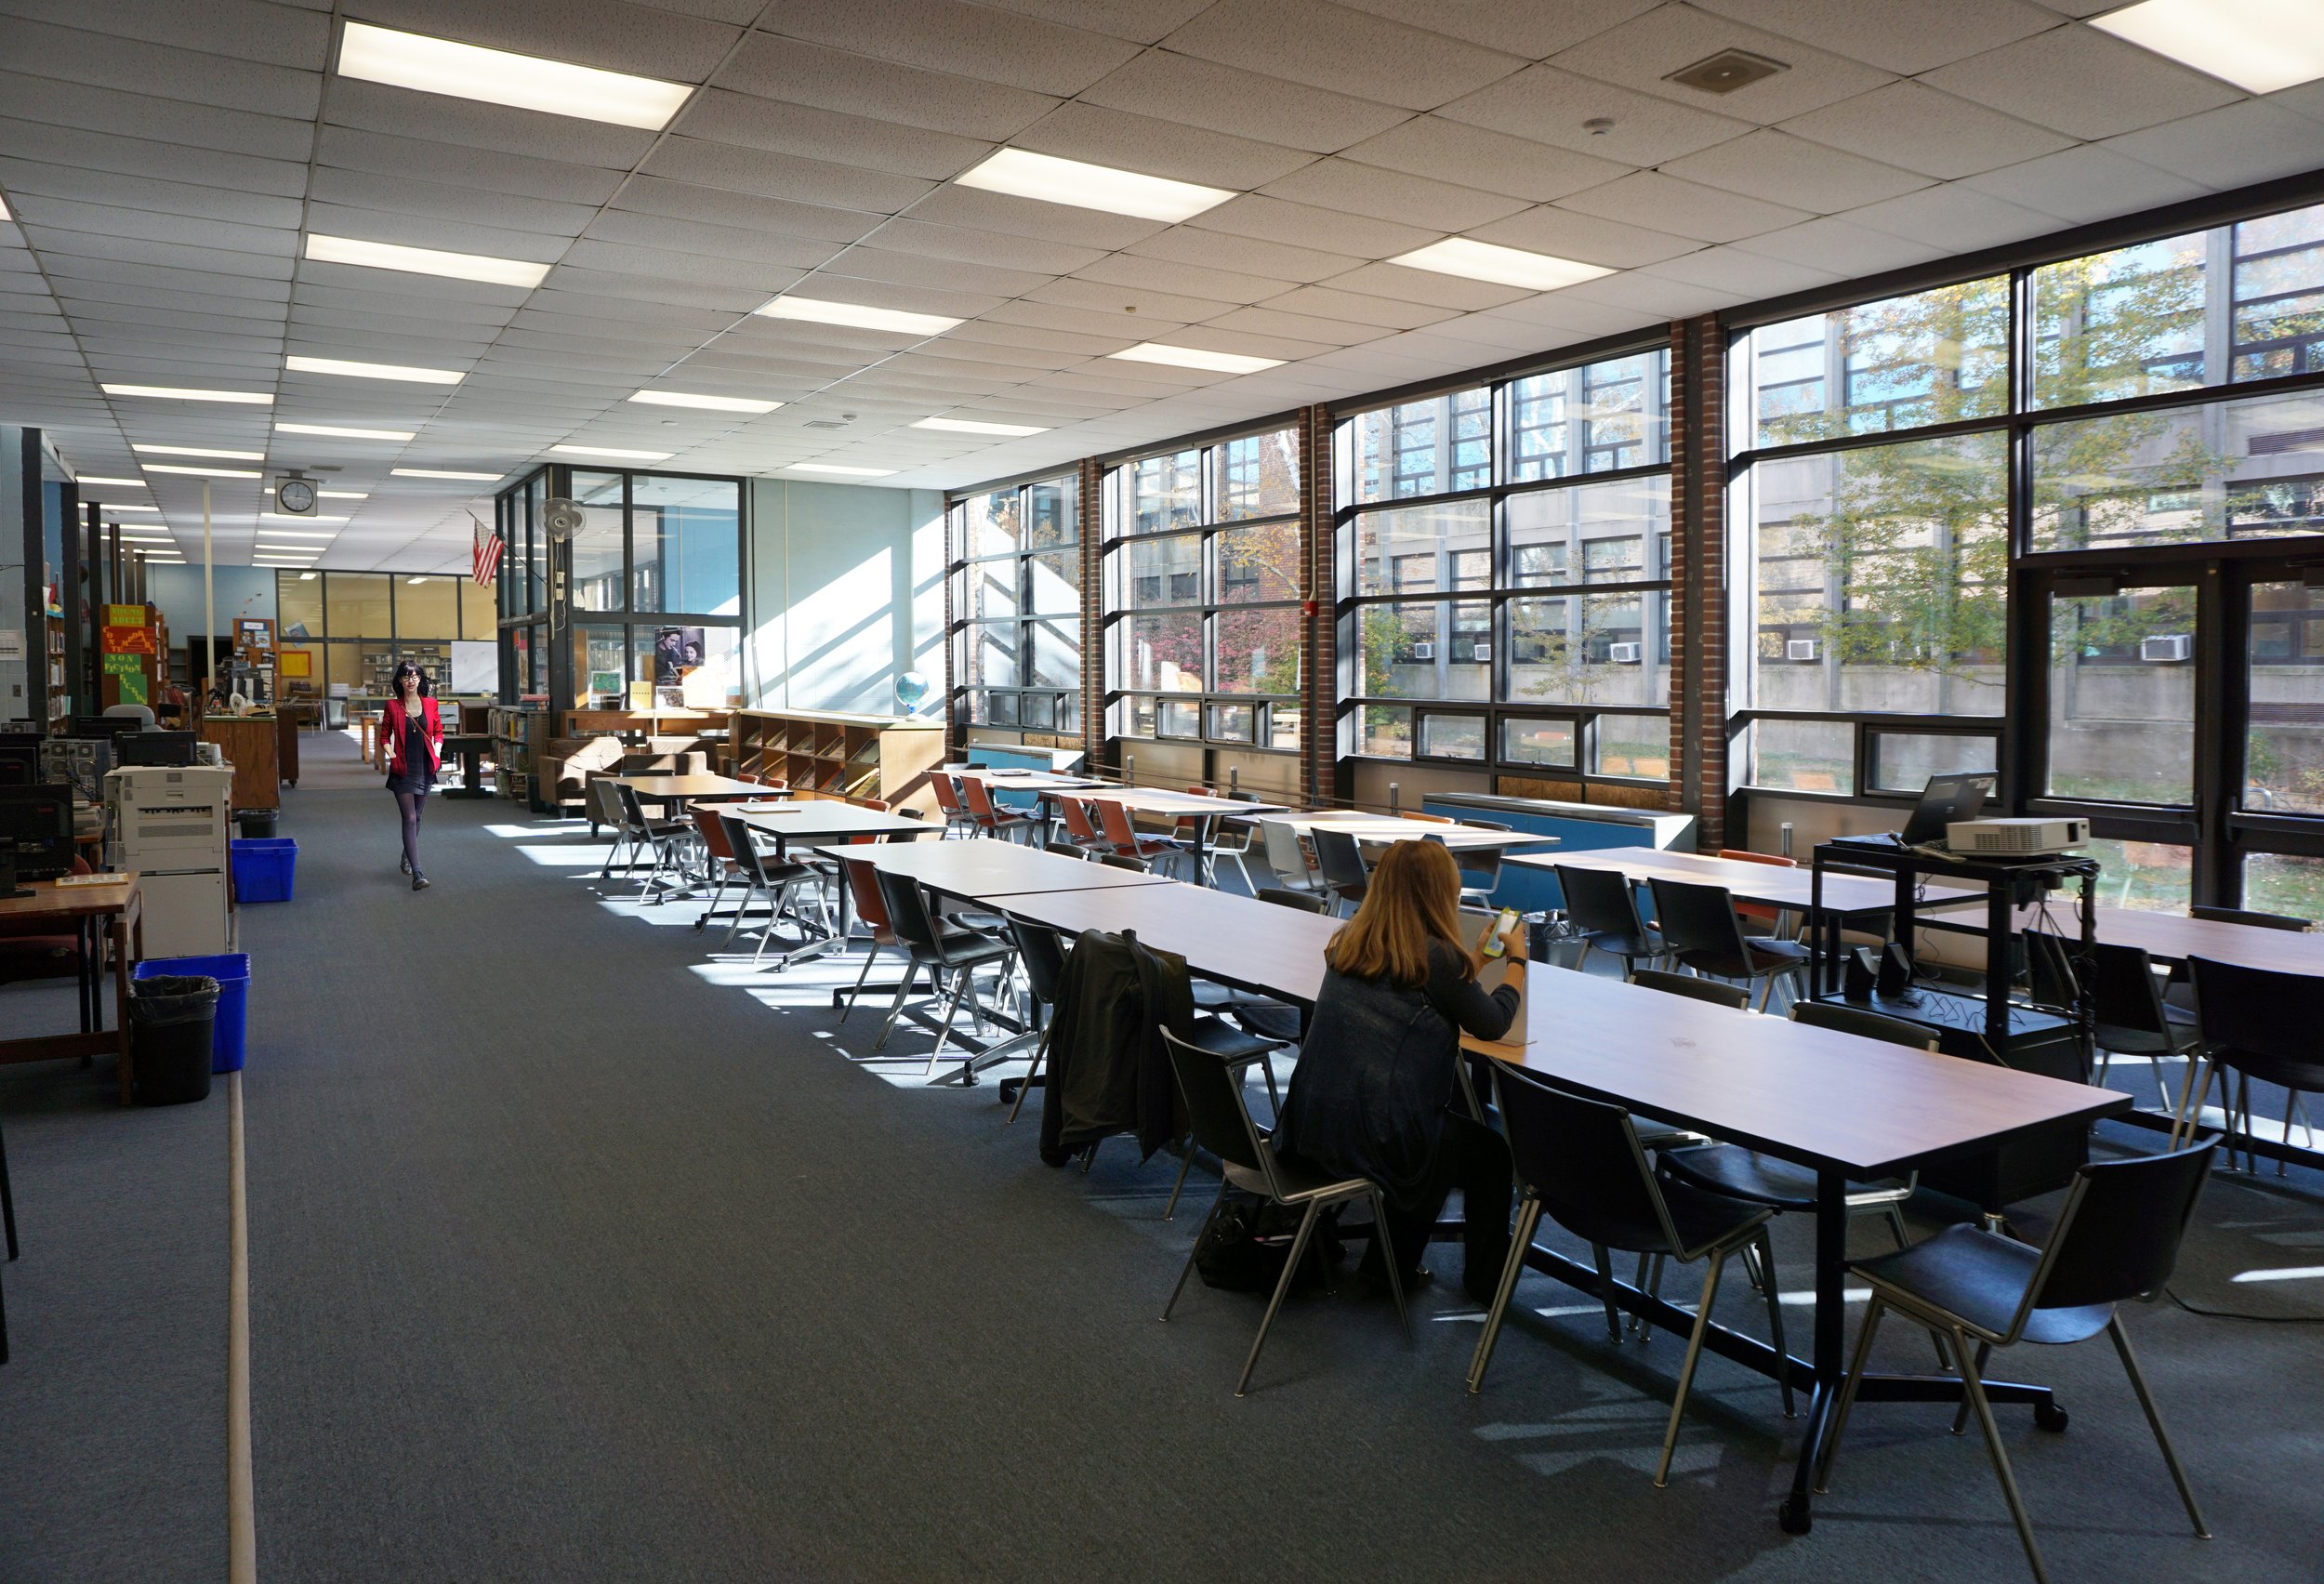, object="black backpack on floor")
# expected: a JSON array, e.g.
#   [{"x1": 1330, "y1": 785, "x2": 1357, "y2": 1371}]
[{"x1": 1193, "y1": 1187, "x2": 1345, "y2": 1293}]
